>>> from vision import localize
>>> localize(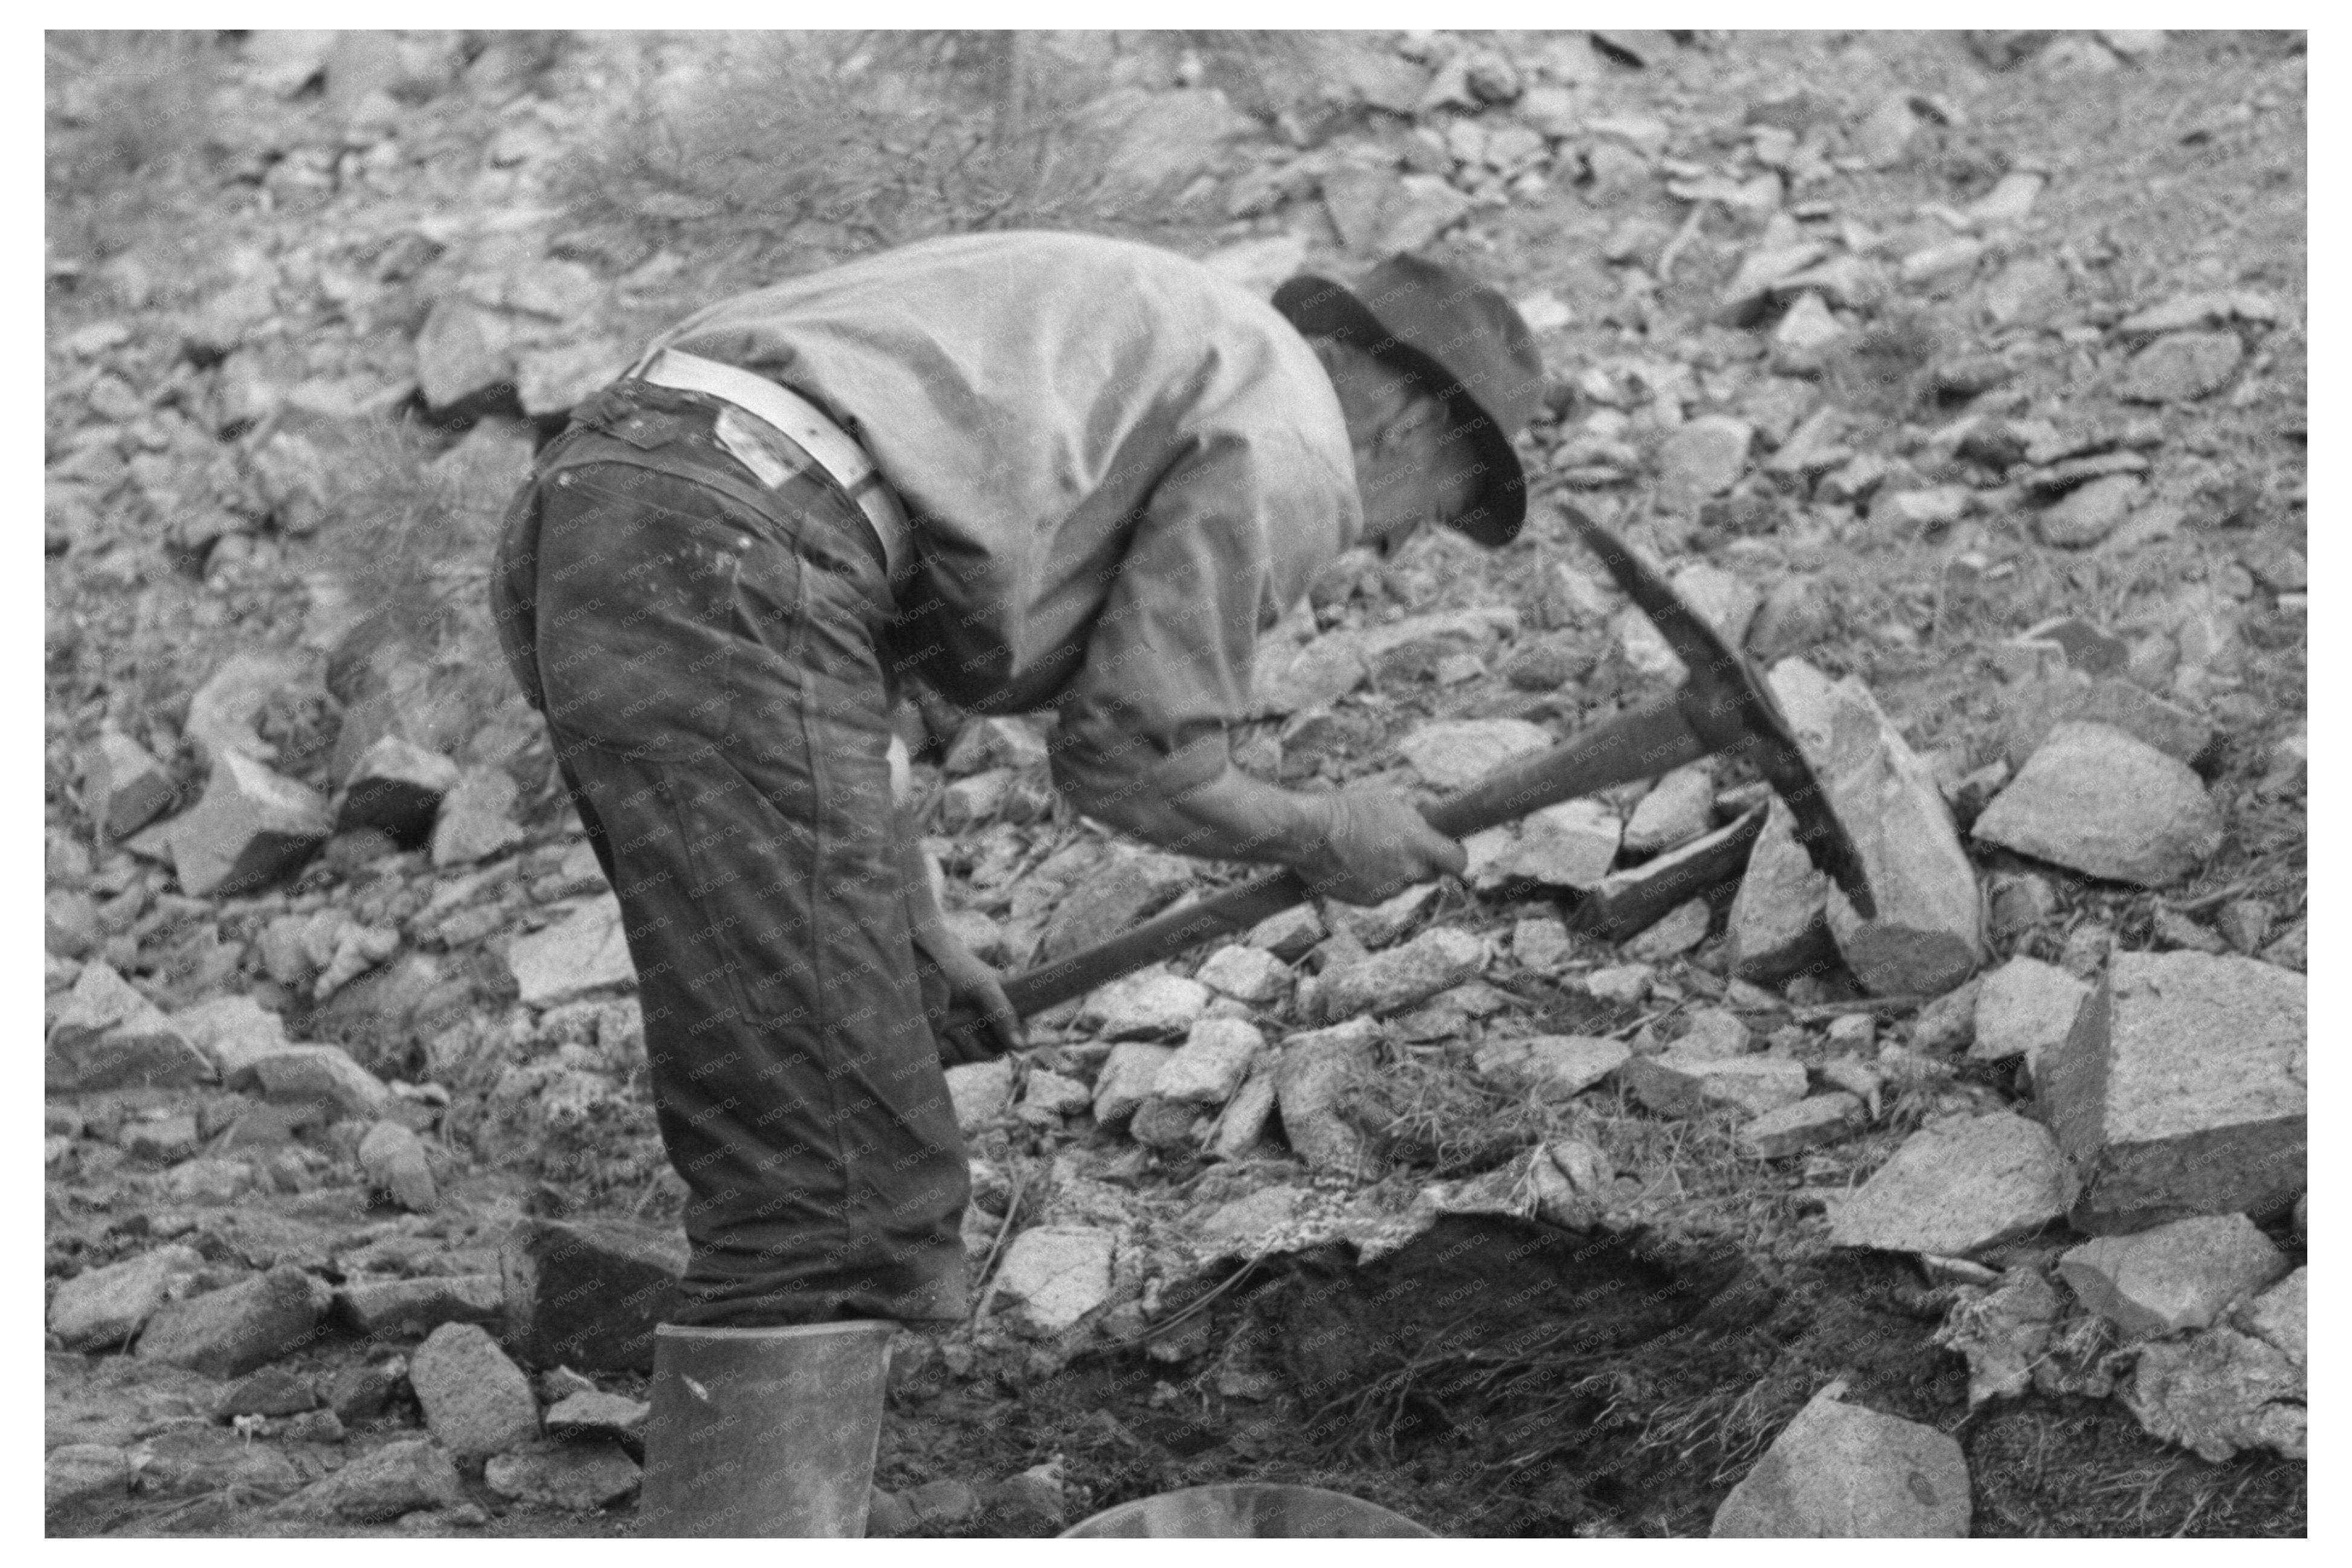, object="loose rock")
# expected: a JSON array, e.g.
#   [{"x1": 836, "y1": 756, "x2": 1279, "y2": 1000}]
[
  {"x1": 991, "y1": 1226, "x2": 1114, "y2": 1332},
  {"x1": 501, "y1": 1217, "x2": 684, "y2": 1372},
  {"x1": 2000, "y1": 673, "x2": 2213, "y2": 772},
  {"x1": 2124, "y1": 1323, "x2": 2304, "y2": 1462},
  {"x1": 1207, "y1": 1064, "x2": 1280, "y2": 1161},
  {"x1": 1742, "y1": 1093, "x2": 1864, "y2": 1157},
  {"x1": 47, "y1": 961, "x2": 213, "y2": 1091},
  {"x1": 1624, "y1": 1051, "x2": 1808, "y2": 1119},
  {"x1": 1657, "y1": 415, "x2": 1754, "y2": 500},
  {"x1": 2057, "y1": 1214, "x2": 2287, "y2": 1337},
  {"x1": 1622, "y1": 763, "x2": 1715, "y2": 855},
  {"x1": 944, "y1": 1058, "x2": 1016, "y2": 1131},
  {"x1": 431, "y1": 766, "x2": 525, "y2": 868},
  {"x1": 1397, "y1": 717, "x2": 1553, "y2": 791},
  {"x1": 1194, "y1": 943, "x2": 1290, "y2": 1004},
  {"x1": 1973, "y1": 721, "x2": 2223, "y2": 887},
  {"x1": 1472, "y1": 1034, "x2": 1629, "y2": 1100},
  {"x1": 48, "y1": 1244, "x2": 205, "y2": 1348},
  {"x1": 274, "y1": 1437, "x2": 467, "y2": 1522},
  {"x1": 1274, "y1": 1018, "x2": 1380, "y2": 1176},
  {"x1": 2037, "y1": 473, "x2": 2141, "y2": 547},
  {"x1": 1710, "y1": 1382, "x2": 1970, "y2": 1537},
  {"x1": 1155, "y1": 1018, "x2": 1263, "y2": 1105},
  {"x1": 137, "y1": 1265, "x2": 328, "y2": 1380},
  {"x1": 544, "y1": 1390, "x2": 650, "y2": 1449},
  {"x1": 2040, "y1": 951, "x2": 2305, "y2": 1232},
  {"x1": 169, "y1": 994, "x2": 290, "y2": 1081},
  {"x1": 1727, "y1": 798, "x2": 1835, "y2": 983},
  {"x1": 241, "y1": 1043, "x2": 390, "y2": 1121},
  {"x1": 1968, "y1": 957, "x2": 2091, "y2": 1073},
  {"x1": 485, "y1": 1442, "x2": 642, "y2": 1510},
  {"x1": 170, "y1": 753, "x2": 334, "y2": 898},
  {"x1": 411, "y1": 1320, "x2": 540, "y2": 1460},
  {"x1": 507, "y1": 895, "x2": 636, "y2": 1007},
  {"x1": 1829, "y1": 1111, "x2": 2075, "y2": 1256},
  {"x1": 1492, "y1": 798, "x2": 1622, "y2": 890},
  {"x1": 1770, "y1": 660, "x2": 1984, "y2": 995},
  {"x1": 1092, "y1": 1041, "x2": 1176, "y2": 1125},
  {"x1": 1318, "y1": 926, "x2": 1484, "y2": 1018},
  {"x1": 1082, "y1": 968, "x2": 1210, "y2": 1041},
  {"x1": 1245, "y1": 903, "x2": 1325, "y2": 962},
  {"x1": 358, "y1": 1118, "x2": 439, "y2": 1211},
  {"x1": 2115, "y1": 332, "x2": 2244, "y2": 403},
  {"x1": 338, "y1": 1274, "x2": 504, "y2": 1338},
  {"x1": 1622, "y1": 897, "x2": 1710, "y2": 962},
  {"x1": 81, "y1": 730, "x2": 178, "y2": 843}
]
